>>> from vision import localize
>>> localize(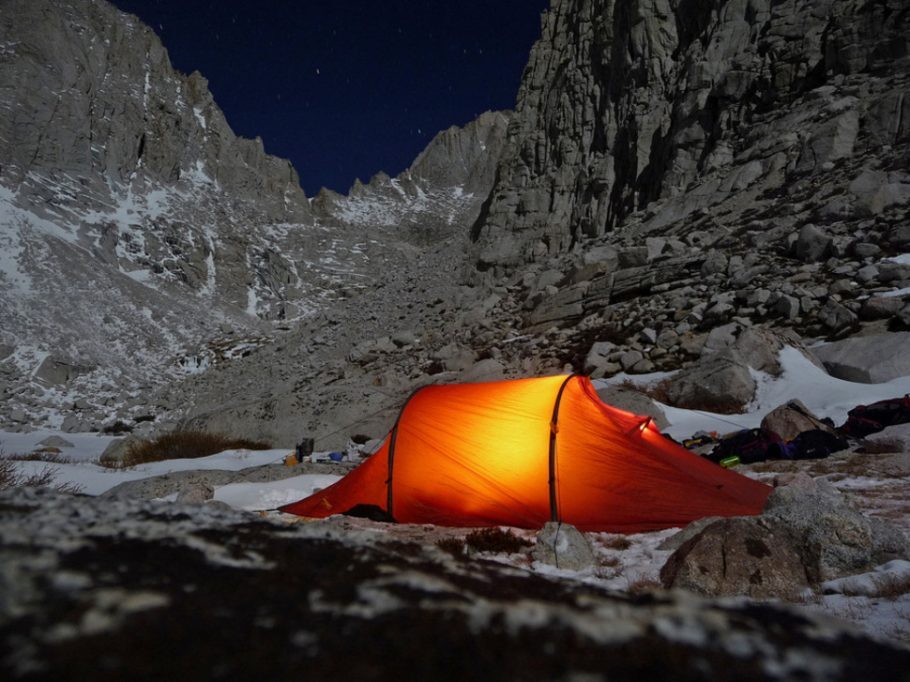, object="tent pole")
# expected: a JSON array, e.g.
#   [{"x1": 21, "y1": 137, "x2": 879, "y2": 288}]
[
  {"x1": 548, "y1": 375, "x2": 575, "y2": 522},
  {"x1": 386, "y1": 385, "x2": 427, "y2": 519}
]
